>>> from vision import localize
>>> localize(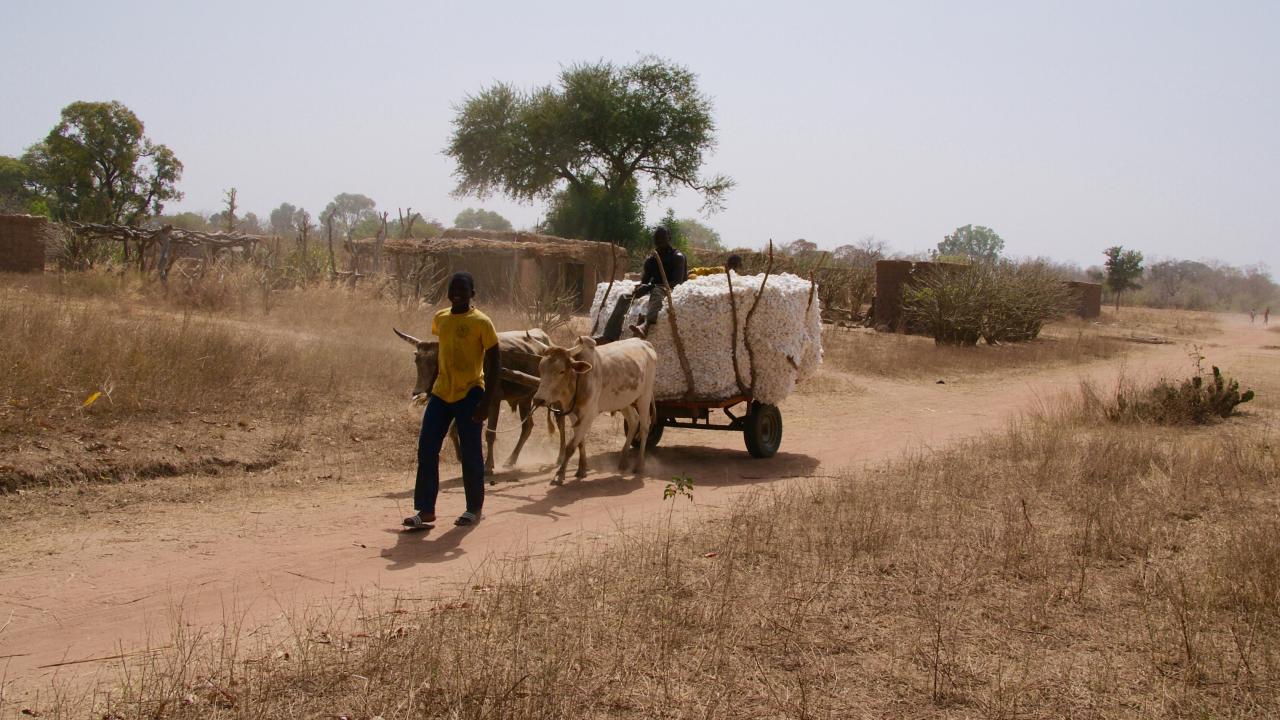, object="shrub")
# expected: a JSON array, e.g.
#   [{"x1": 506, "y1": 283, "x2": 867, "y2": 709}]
[
  {"x1": 902, "y1": 261, "x2": 1074, "y2": 345},
  {"x1": 1108, "y1": 366, "x2": 1255, "y2": 424},
  {"x1": 902, "y1": 262, "x2": 985, "y2": 345}
]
